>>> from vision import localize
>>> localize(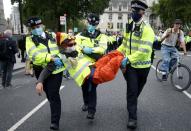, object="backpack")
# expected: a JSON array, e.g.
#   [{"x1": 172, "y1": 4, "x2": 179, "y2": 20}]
[{"x1": 0, "y1": 38, "x2": 9, "y2": 60}]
